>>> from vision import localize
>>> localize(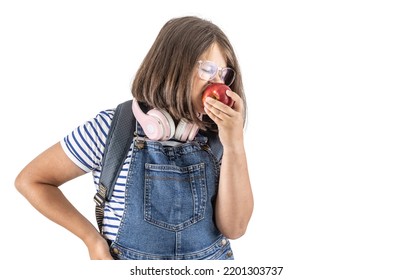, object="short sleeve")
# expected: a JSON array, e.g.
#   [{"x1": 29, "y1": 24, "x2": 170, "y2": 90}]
[{"x1": 60, "y1": 109, "x2": 115, "y2": 172}]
